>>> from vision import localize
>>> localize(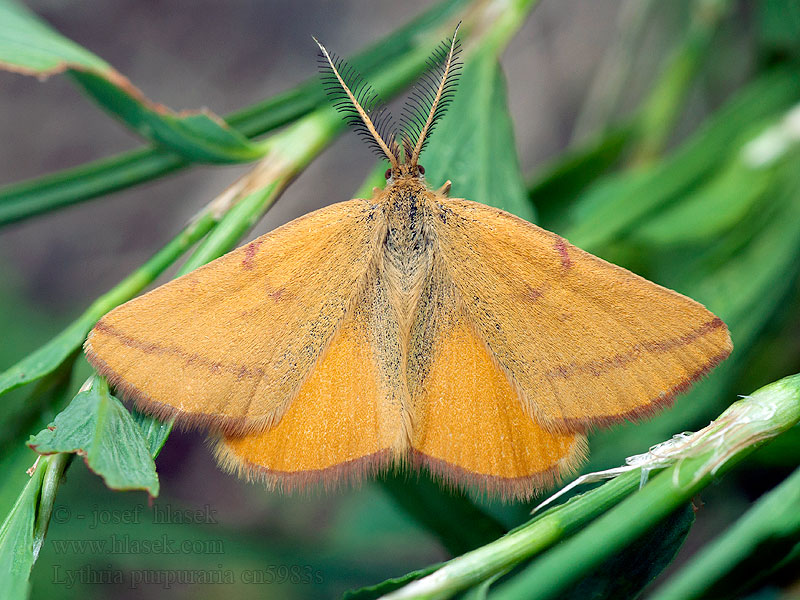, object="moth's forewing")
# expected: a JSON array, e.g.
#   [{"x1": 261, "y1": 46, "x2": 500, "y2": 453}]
[
  {"x1": 85, "y1": 200, "x2": 382, "y2": 435},
  {"x1": 430, "y1": 198, "x2": 733, "y2": 433}
]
